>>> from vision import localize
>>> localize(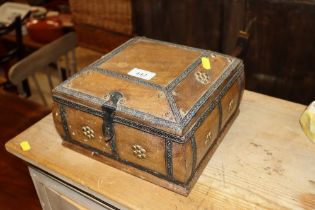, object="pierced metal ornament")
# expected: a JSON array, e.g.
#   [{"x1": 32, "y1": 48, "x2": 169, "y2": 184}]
[
  {"x1": 132, "y1": 144, "x2": 147, "y2": 159},
  {"x1": 195, "y1": 71, "x2": 210, "y2": 85},
  {"x1": 82, "y1": 126, "x2": 95, "y2": 139}
]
